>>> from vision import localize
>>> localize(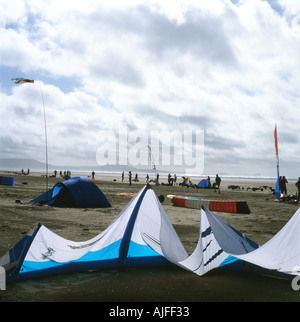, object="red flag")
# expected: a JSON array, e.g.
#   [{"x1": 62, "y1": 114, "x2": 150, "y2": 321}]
[
  {"x1": 274, "y1": 124, "x2": 280, "y2": 199},
  {"x1": 274, "y1": 124, "x2": 278, "y2": 156}
]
